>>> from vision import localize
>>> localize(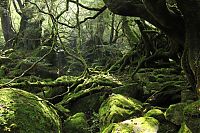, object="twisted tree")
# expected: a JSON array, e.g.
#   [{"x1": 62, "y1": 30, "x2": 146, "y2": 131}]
[{"x1": 103, "y1": 0, "x2": 200, "y2": 98}]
